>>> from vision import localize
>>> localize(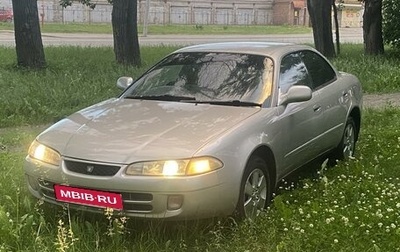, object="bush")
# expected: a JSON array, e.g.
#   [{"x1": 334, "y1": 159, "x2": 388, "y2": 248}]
[{"x1": 383, "y1": 0, "x2": 400, "y2": 48}]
